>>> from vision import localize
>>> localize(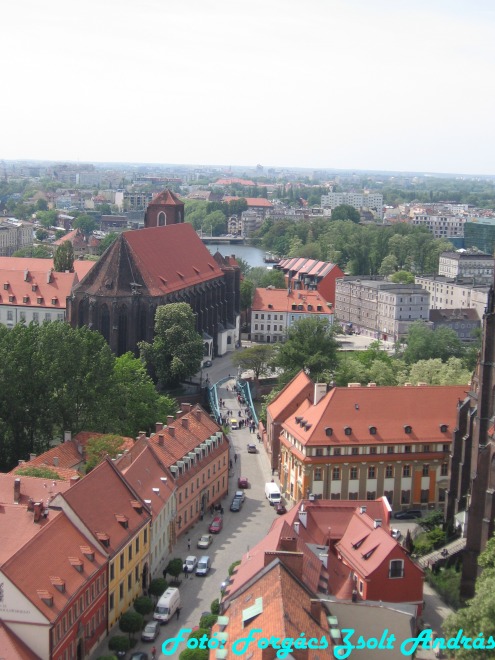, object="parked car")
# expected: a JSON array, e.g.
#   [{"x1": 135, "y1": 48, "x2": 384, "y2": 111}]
[
  {"x1": 141, "y1": 620, "x2": 160, "y2": 642},
  {"x1": 234, "y1": 490, "x2": 245, "y2": 503},
  {"x1": 197, "y1": 534, "x2": 213, "y2": 549},
  {"x1": 209, "y1": 516, "x2": 223, "y2": 533},
  {"x1": 247, "y1": 443, "x2": 257, "y2": 453},
  {"x1": 183, "y1": 556, "x2": 198, "y2": 573},
  {"x1": 275, "y1": 503, "x2": 287, "y2": 515},
  {"x1": 238, "y1": 476, "x2": 249, "y2": 488},
  {"x1": 230, "y1": 498, "x2": 242, "y2": 512},
  {"x1": 394, "y1": 509, "x2": 422, "y2": 520},
  {"x1": 130, "y1": 653, "x2": 149, "y2": 660},
  {"x1": 230, "y1": 418, "x2": 239, "y2": 430},
  {"x1": 391, "y1": 528, "x2": 402, "y2": 540}
]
